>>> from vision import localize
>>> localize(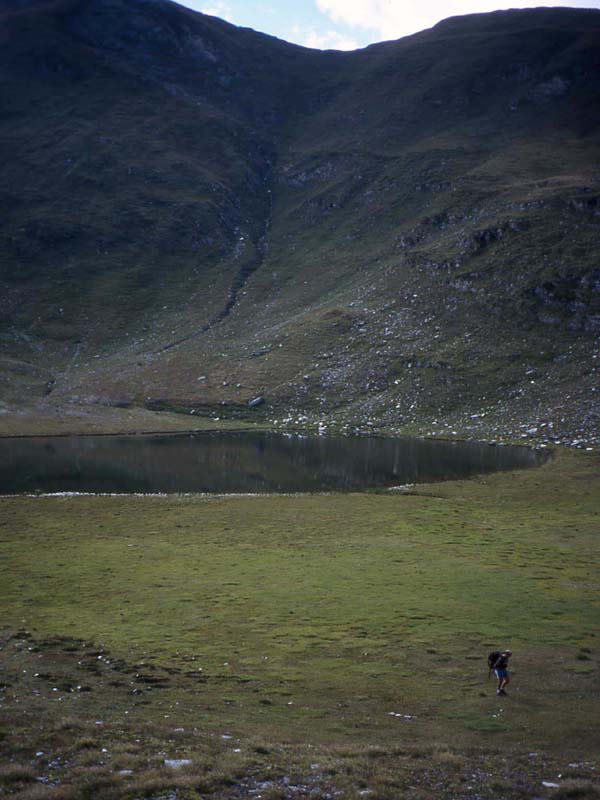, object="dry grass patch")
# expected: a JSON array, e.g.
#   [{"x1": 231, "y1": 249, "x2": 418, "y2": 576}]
[
  {"x1": 0, "y1": 764, "x2": 38, "y2": 785},
  {"x1": 9, "y1": 787, "x2": 71, "y2": 800},
  {"x1": 551, "y1": 781, "x2": 600, "y2": 800}
]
